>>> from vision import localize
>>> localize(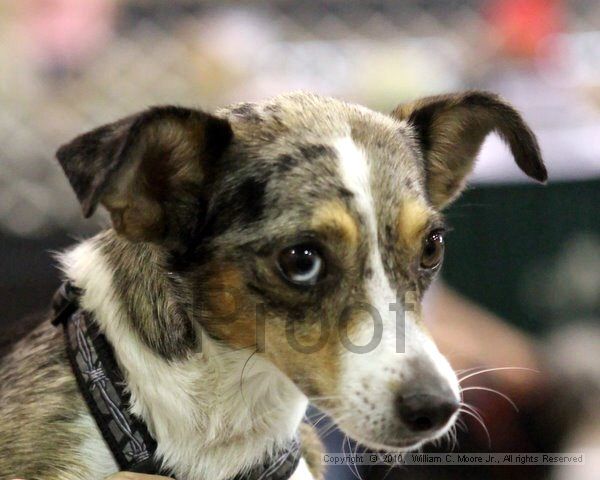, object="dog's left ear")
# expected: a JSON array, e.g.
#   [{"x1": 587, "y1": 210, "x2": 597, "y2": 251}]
[
  {"x1": 392, "y1": 91, "x2": 547, "y2": 209},
  {"x1": 56, "y1": 106, "x2": 232, "y2": 243}
]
